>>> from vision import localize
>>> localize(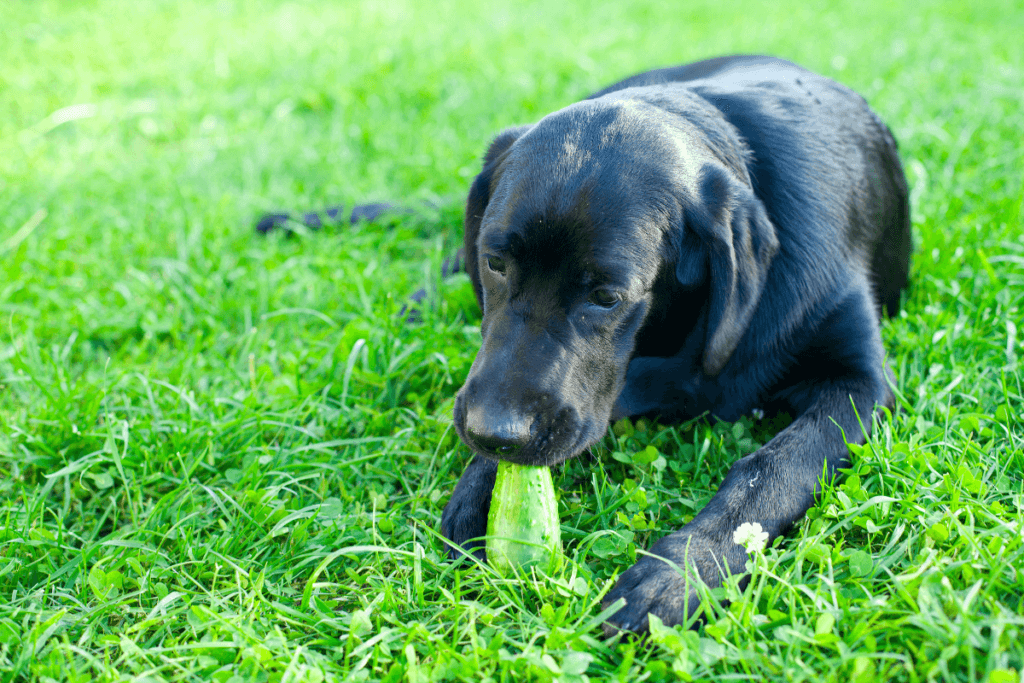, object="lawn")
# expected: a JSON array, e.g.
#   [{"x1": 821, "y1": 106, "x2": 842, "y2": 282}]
[{"x1": 1, "y1": 0, "x2": 1023, "y2": 681}]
